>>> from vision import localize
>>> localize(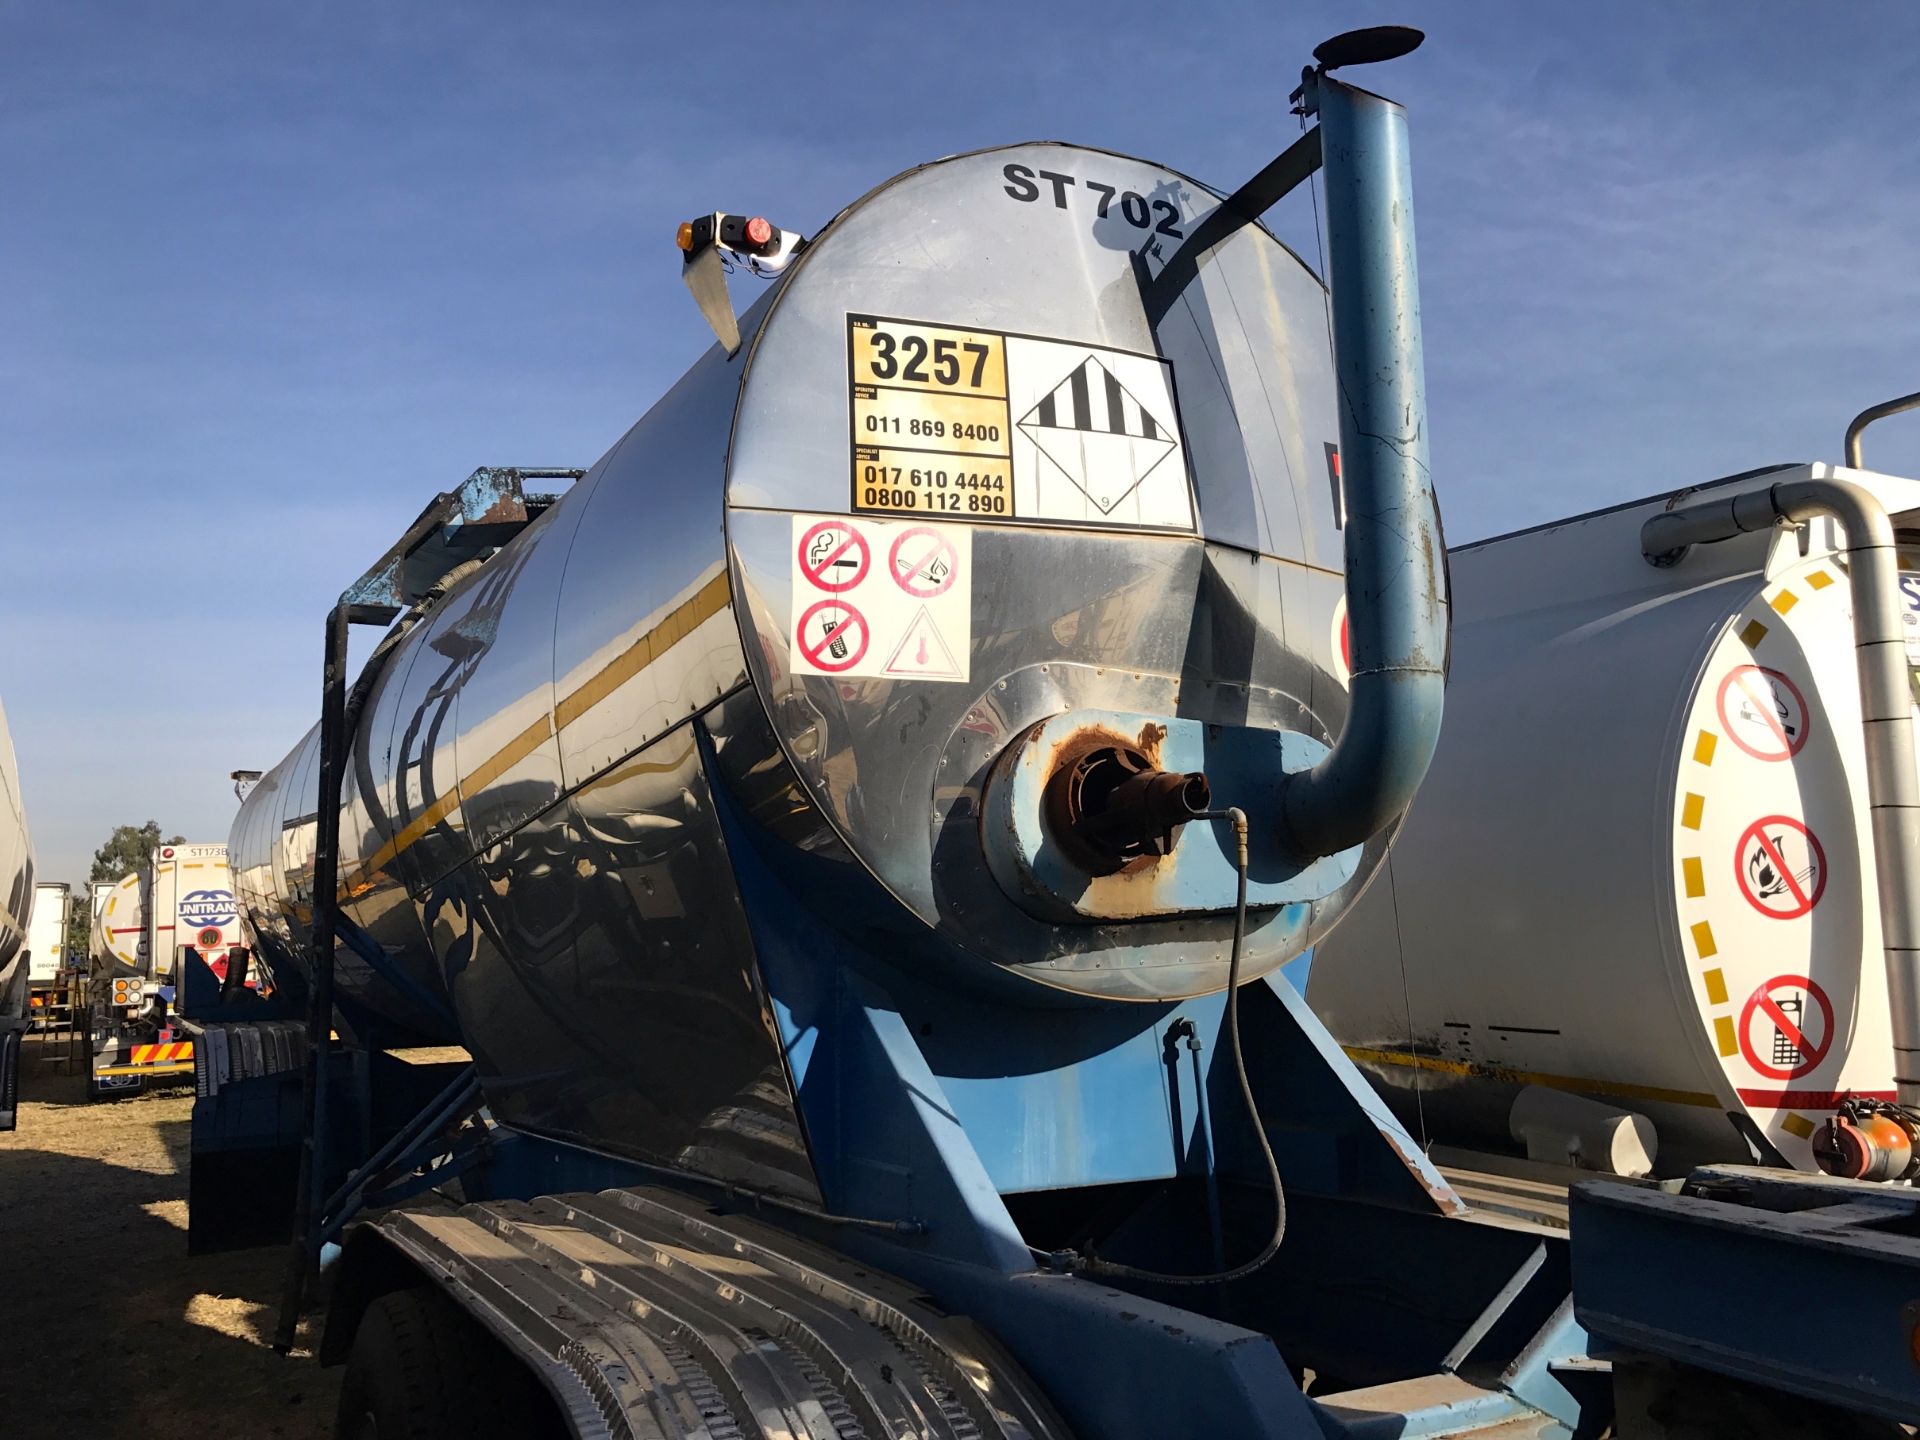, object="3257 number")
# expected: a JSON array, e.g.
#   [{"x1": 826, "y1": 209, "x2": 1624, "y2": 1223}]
[{"x1": 868, "y1": 331, "x2": 991, "y2": 388}]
